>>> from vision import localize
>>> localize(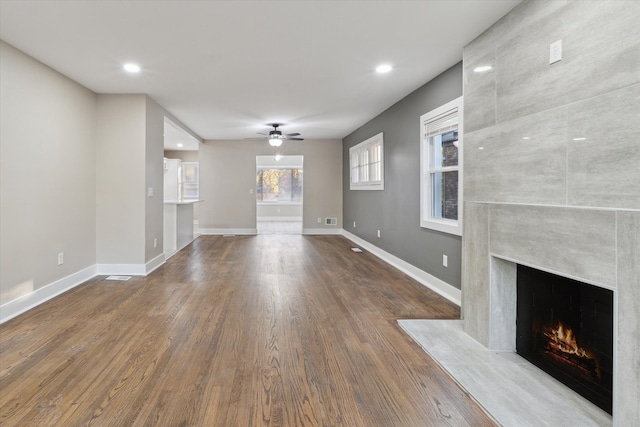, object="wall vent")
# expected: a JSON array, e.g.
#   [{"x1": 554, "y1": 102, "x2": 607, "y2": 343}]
[{"x1": 325, "y1": 218, "x2": 337, "y2": 226}]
